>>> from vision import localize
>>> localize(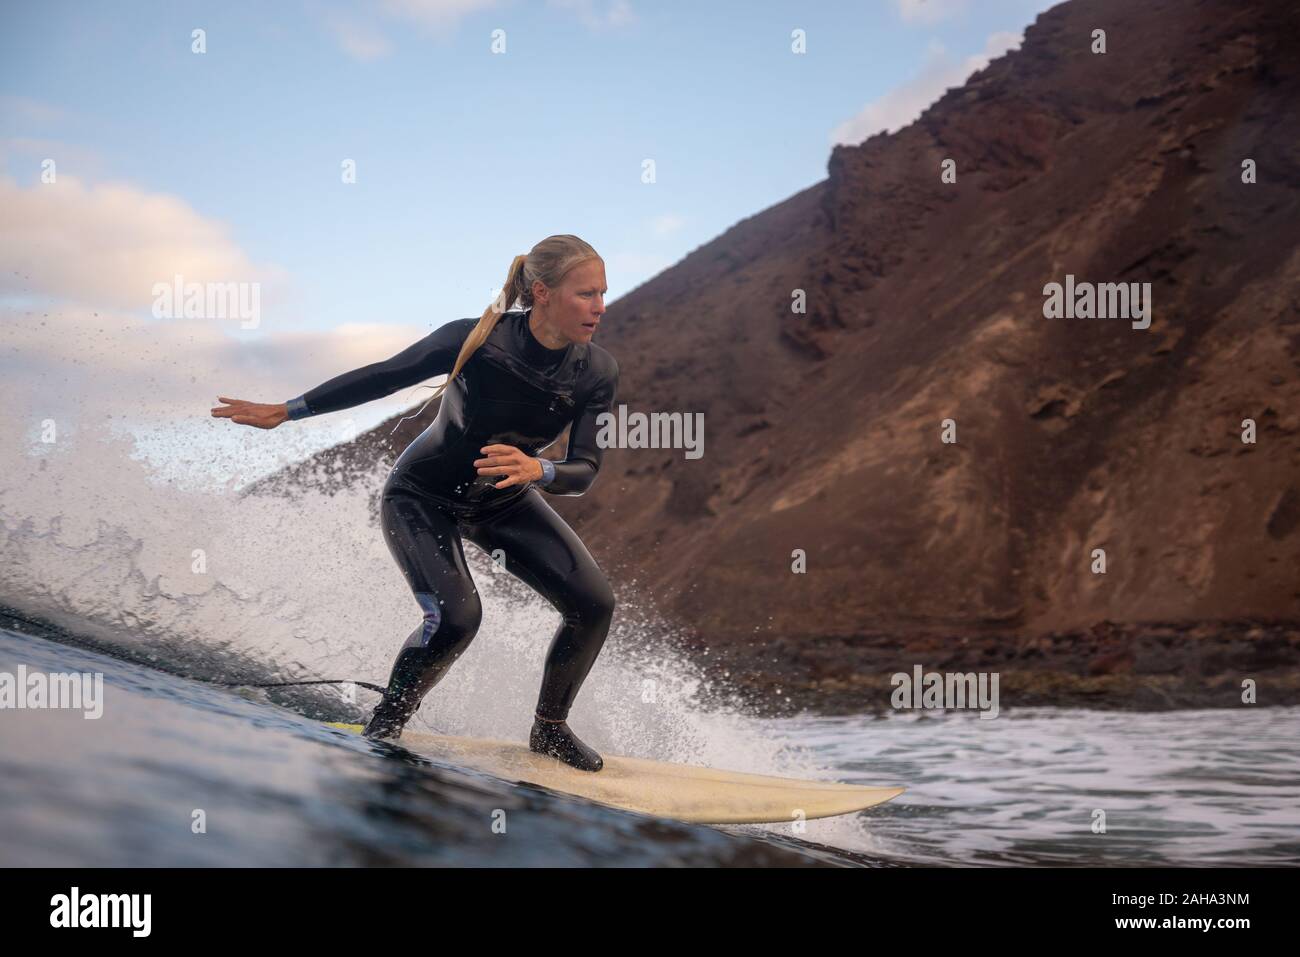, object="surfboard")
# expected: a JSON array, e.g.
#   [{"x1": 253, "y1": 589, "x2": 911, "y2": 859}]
[{"x1": 324, "y1": 721, "x2": 904, "y2": 825}]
